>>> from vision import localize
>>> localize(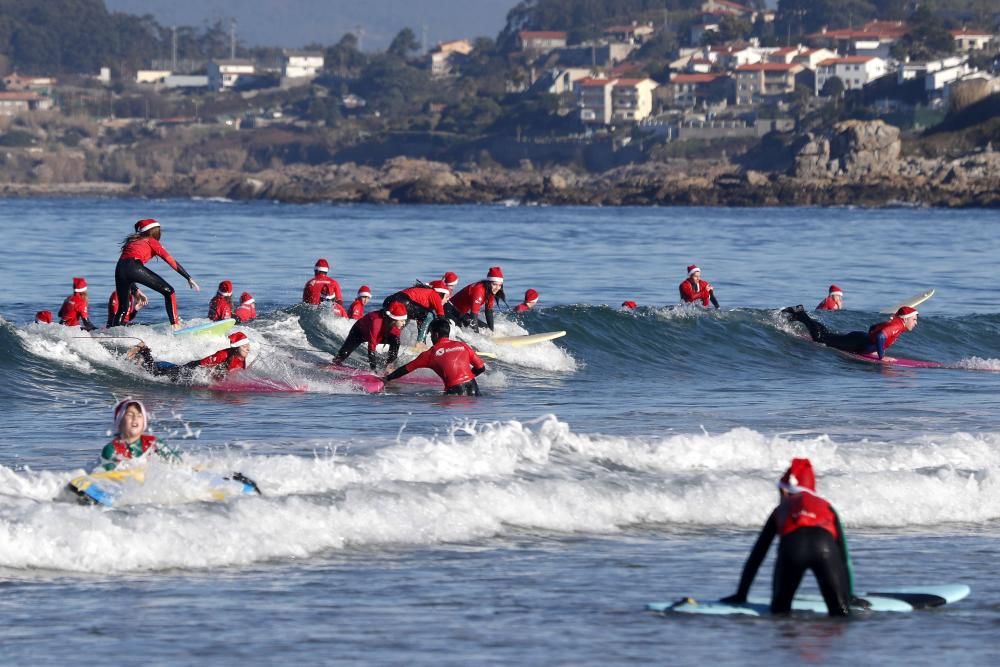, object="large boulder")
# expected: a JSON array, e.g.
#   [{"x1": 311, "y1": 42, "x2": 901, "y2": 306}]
[{"x1": 793, "y1": 120, "x2": 900, "y2": 179}]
